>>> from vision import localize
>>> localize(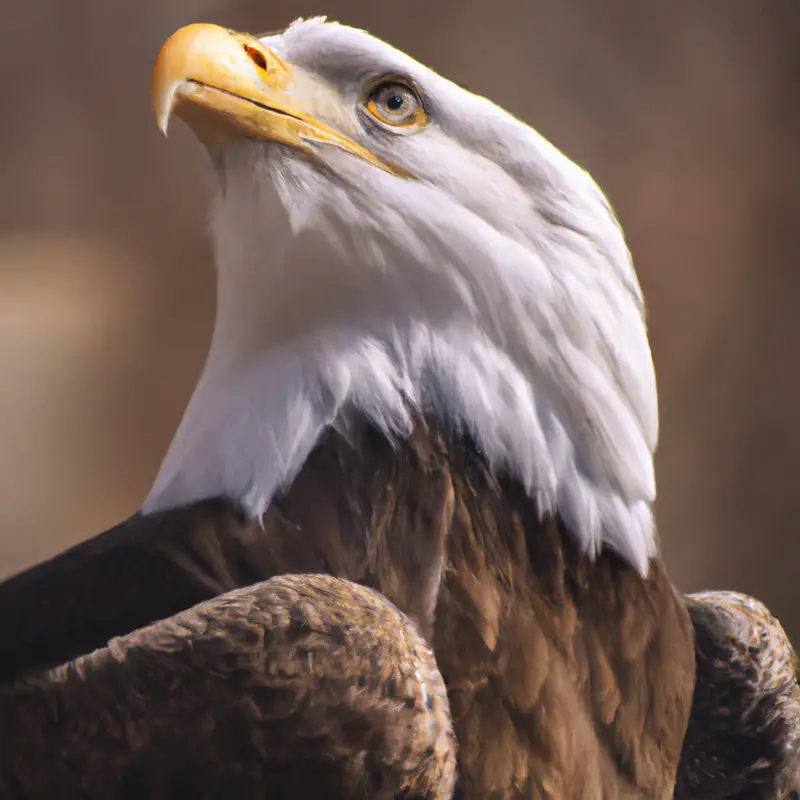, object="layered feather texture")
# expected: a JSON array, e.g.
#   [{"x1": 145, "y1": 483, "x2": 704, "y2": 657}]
[{"x1": 144, "y1": 18, "x2": 659, "y2": 573}]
